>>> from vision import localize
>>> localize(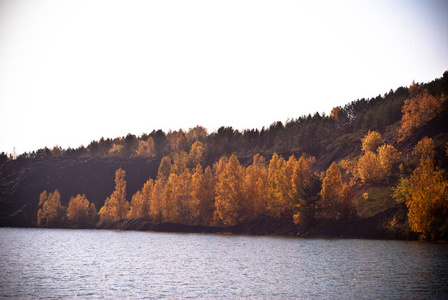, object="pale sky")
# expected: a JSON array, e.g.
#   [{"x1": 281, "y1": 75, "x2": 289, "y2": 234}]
[{"x1": 0, "y1": 0, "x2": 447, "y2": 155}]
